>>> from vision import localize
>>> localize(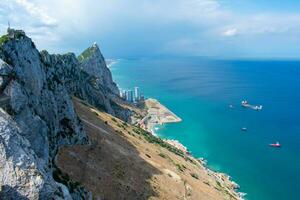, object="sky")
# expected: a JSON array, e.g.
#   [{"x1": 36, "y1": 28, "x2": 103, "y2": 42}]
[{"x1": 1, "y1": 0, "x2": 300, "y2": 59}]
